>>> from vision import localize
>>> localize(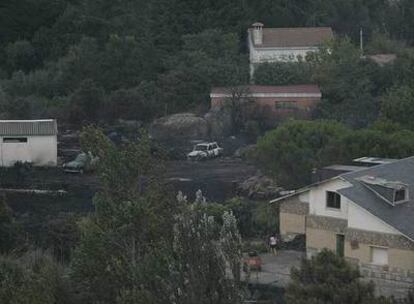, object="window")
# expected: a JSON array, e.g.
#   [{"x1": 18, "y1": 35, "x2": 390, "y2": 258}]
[
  {"x1": 326, "y1": 191, "x2": 341, "y2": 209},
  {"x1": 371, "y1": 247, "x2": 388, "y2": 265},
  {"x1": 3, "y1": 137, "x2": 28, "y2": 143},
  {"x1": 275, "y1": 101, "x2": 298, "y2": 110},
  {"x1": 394, "y1": 188, "x2": 406, "y2": 202}
]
